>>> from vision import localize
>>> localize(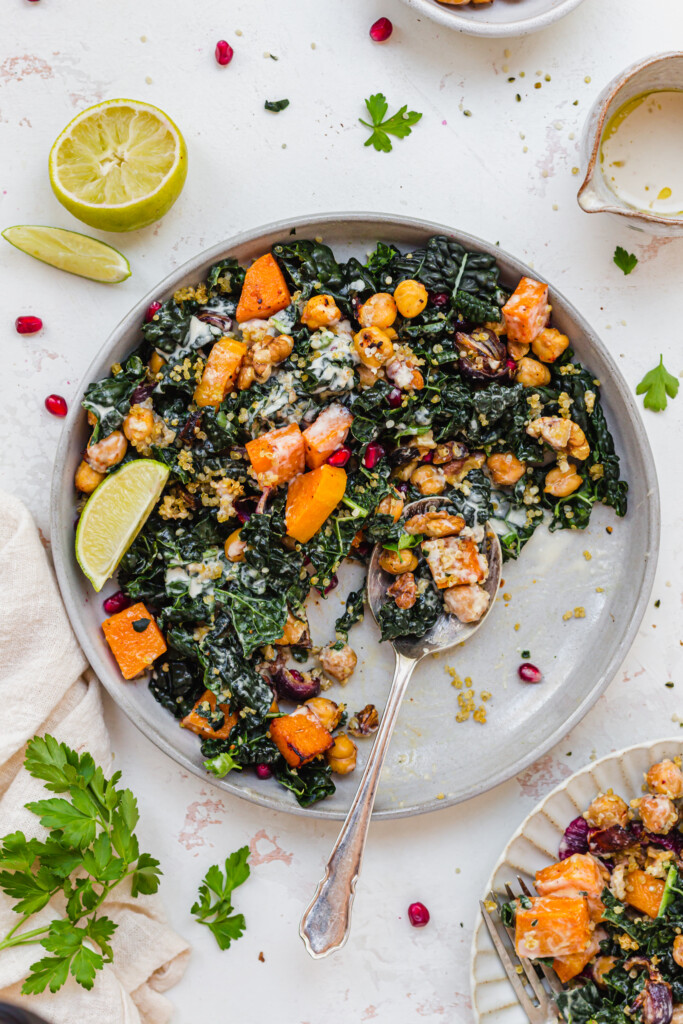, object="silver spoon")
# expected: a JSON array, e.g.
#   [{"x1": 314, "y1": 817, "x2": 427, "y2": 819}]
[{"x1": 300, "y1": 495, "x2": 502, "y2": 958}]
